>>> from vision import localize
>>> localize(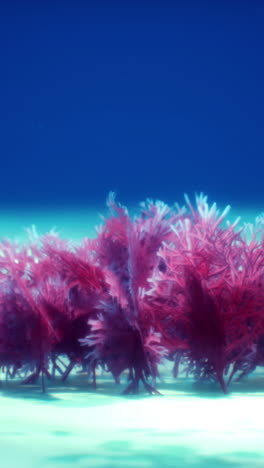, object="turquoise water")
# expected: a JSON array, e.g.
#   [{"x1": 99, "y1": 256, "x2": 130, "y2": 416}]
[
  {"x1": 0, "y1": 203, "x2": 261, "y2": 242},
  {"x1": 0, "y1": 207, "x2": 101, "y2": 242}
]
